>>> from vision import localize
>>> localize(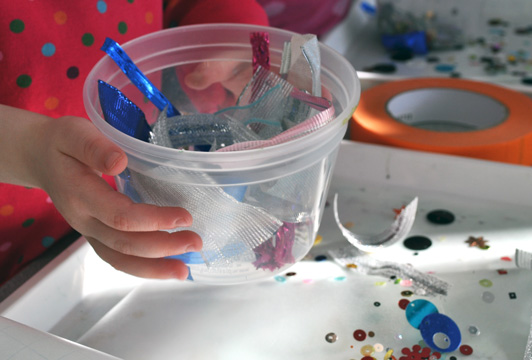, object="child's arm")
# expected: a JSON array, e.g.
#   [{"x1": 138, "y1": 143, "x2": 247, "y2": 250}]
[{"x1": 0, "y1": 104, "x2": 201, "y2": 280}]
